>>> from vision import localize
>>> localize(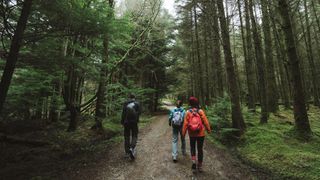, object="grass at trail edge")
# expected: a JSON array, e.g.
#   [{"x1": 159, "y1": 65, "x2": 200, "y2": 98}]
[{"x1": 207, "y1": 105, "x2": 320, "y2": 179}]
